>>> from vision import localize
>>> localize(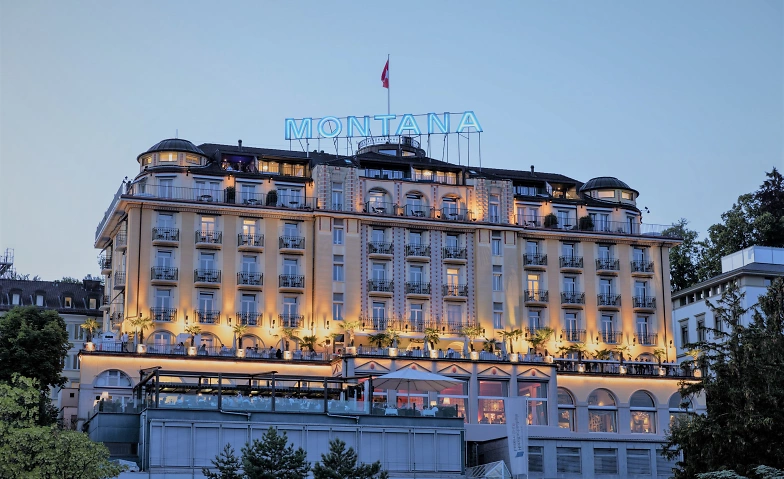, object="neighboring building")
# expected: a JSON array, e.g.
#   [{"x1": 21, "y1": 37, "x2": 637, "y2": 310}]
[
  {"x1": 82, "y1": 136, "x2": 697, "y2": 478},
  {"x1": 672, "y1": 246, "x2": 784, "y2": 362},
  {"x1": 0, "y1": 276, "x2": 105, "y2": 426}
]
